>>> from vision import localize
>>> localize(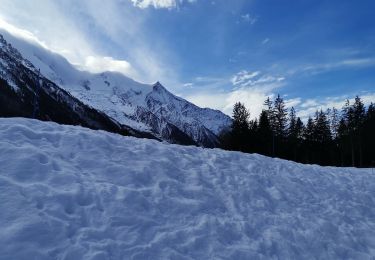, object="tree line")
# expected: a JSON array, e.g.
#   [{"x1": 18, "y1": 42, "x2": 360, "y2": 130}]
[{"x1": 220, "y1": 95, "x2": 375, "y2": 167}]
